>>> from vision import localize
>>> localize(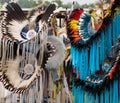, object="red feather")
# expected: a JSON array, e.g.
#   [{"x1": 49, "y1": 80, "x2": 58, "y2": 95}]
[{"x1": 70, "y1": 9, "x2": 84, "y2": 20}]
